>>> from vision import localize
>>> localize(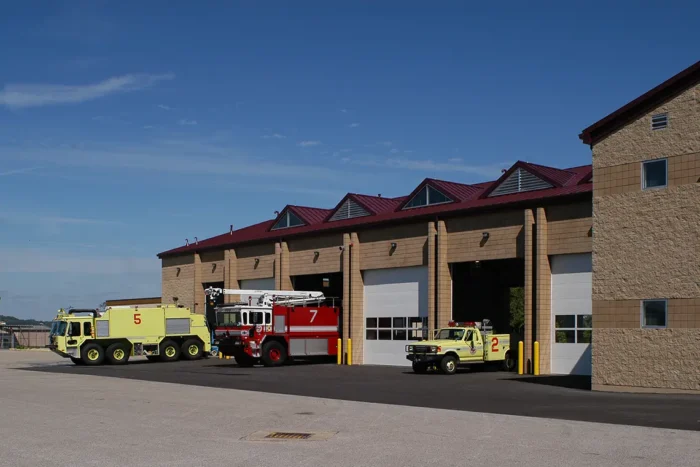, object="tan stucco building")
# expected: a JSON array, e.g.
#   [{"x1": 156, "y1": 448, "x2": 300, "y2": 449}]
[{"x1": 580, "y1": 60, "x2": 700, "y2": 393}]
